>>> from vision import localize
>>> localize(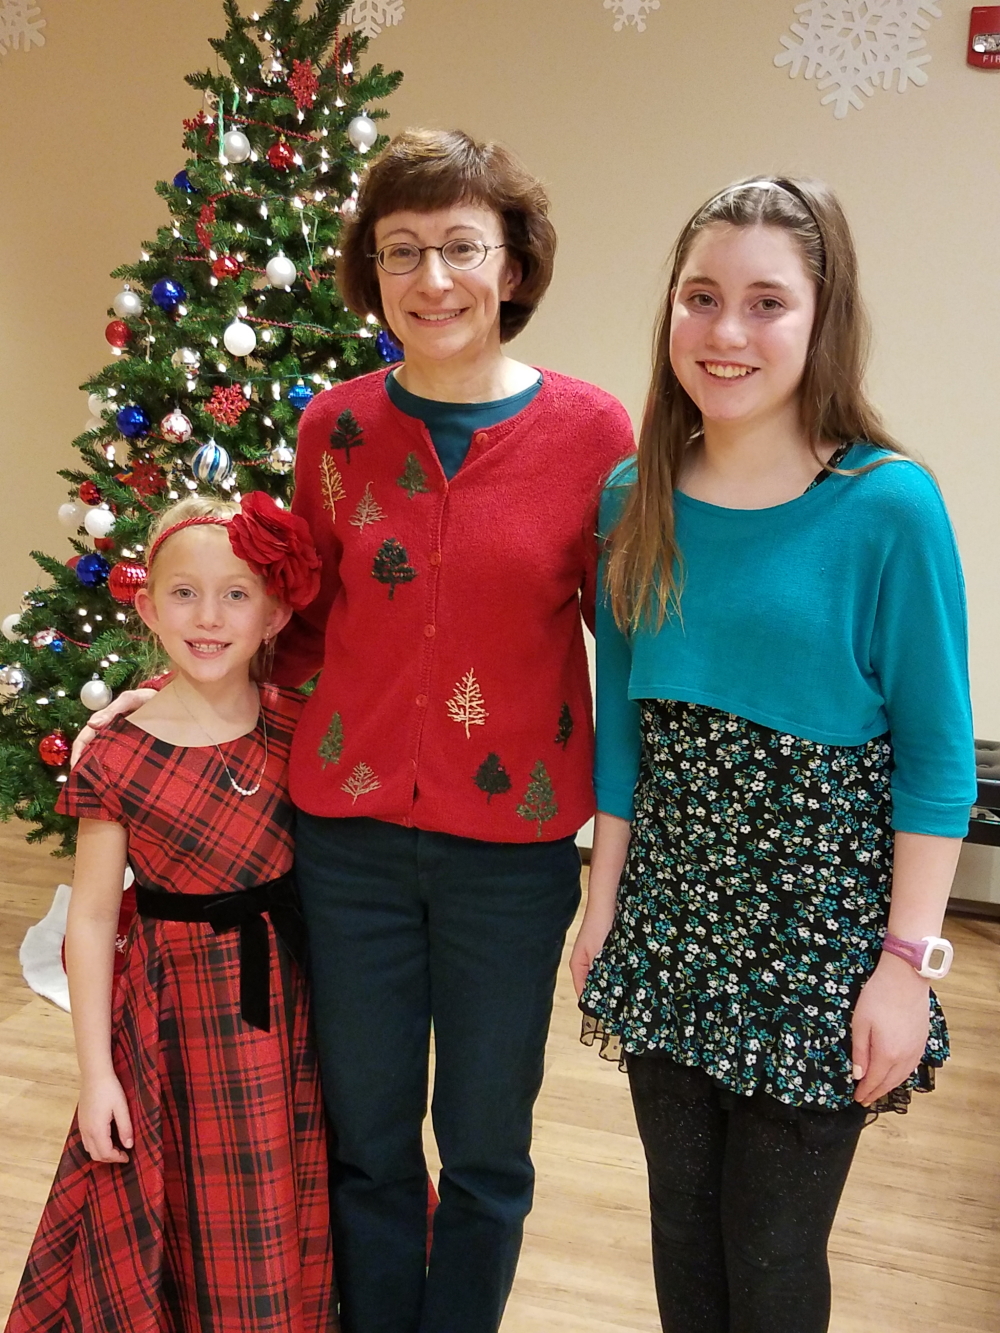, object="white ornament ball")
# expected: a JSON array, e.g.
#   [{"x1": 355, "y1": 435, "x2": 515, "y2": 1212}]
[
  {"x1": 85, "y1": 416, "x2": 104, "y2": 432},
  {"x1": 80, "y1": 678, "x2": 114, "y2": 711},
  {"x1": 222, "y1": 129, "x2": 252, "y2": 164},
  {"x1": 83, "y1": 507, "x2": 116, "y2": 540},
  {"x1": 265, "y1": 254, "x2": 297, "y2": 289},
  {"x1": 161, "y1": 410, "x2": 193, "y2": 444},
  {"x1": 112, "y1": 288, "x2": 143, "y2": 319},
  {"x1": 58, "y1": 501, "x2": 83, "y2": 529},
  {"x1": 87, "y1": 393, "x2": 106, "y2": 417},
  {"x1": 347, "y1": 115, "x2": 378, "y2": 153},
  {"x1": 223, "y1": 319, "x2": 257, "y2": 357},
  {"x1": 340, "y1": 196, "x2": 358, "y2": 220},
  {"x1": 1, "y1": 612, "x2": 22, "y2": 642}
]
